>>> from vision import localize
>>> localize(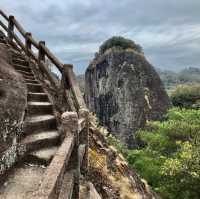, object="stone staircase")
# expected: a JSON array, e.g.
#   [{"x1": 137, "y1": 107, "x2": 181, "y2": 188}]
[
  {"x1": 13, "y1": 50, "x2": 60, "y2": 165},
  {"x1": 0, "y1": 10, "x2": 89, "y2": 198},
  {"x1": 0, "y1": 48, "x2": 61, "y2": 198}
]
